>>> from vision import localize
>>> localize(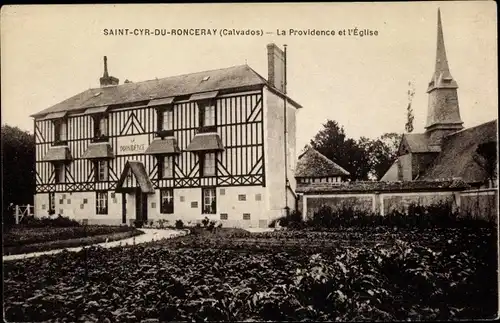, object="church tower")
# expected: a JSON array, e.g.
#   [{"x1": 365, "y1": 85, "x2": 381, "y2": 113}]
[{"x1": 425, "y1": 9, "x2": 463, "y2": 146}]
